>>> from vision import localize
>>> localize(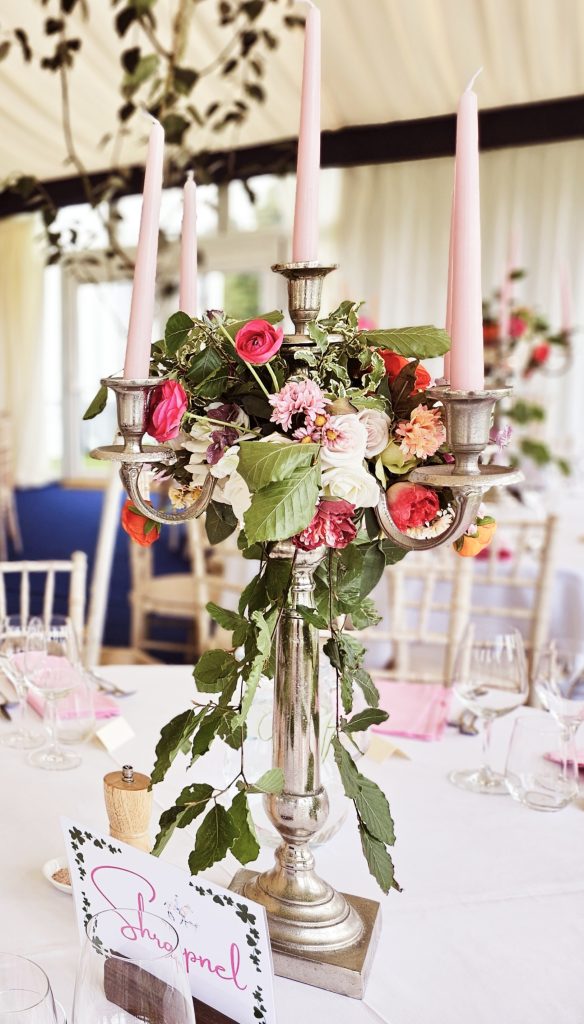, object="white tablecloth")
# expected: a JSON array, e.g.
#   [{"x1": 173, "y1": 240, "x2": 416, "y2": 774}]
[{"x1": 1, "y1": 665, "x2": 583, "y2": 1024}]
